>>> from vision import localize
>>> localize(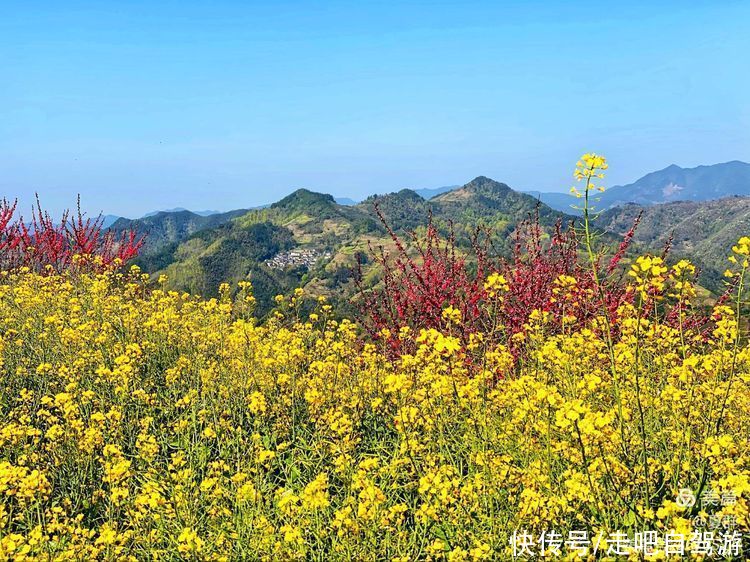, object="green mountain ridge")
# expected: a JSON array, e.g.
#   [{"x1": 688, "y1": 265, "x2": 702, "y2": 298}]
[
  {"x1": 116, "y1": 169, "x2": 750, "y2": 315},
  {"x1": 135, "y1": 176, "x2": 569, "y2": 315},
  {"x1": 595, "y1": 196, "x2": 750, "y2": 291},
  {"x1": 109, "y1": 208, "x2": 249, "y2": 257}
]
